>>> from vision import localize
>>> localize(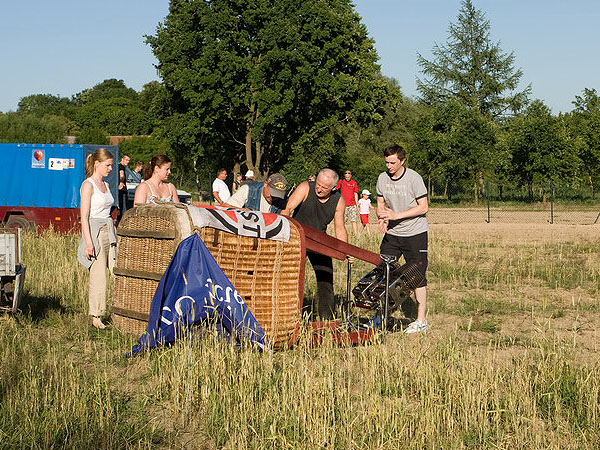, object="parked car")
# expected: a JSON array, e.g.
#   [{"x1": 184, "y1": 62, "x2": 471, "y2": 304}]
[{"x1": 124, "y1": 166, "x2": 192, "y2": 206}]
